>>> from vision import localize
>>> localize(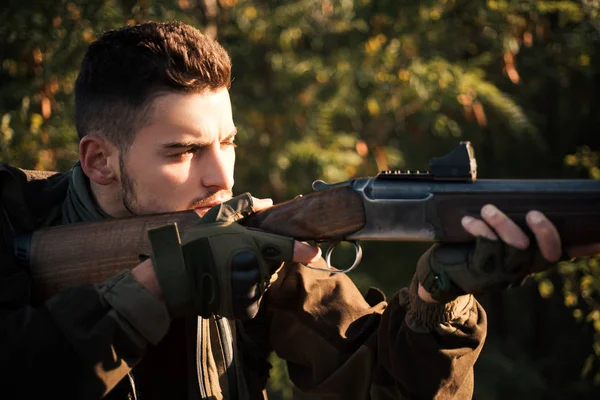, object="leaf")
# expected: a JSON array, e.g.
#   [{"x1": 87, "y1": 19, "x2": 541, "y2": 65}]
[{"x1": 582, "y1": 354, "x2": 594, "y2": 378}]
